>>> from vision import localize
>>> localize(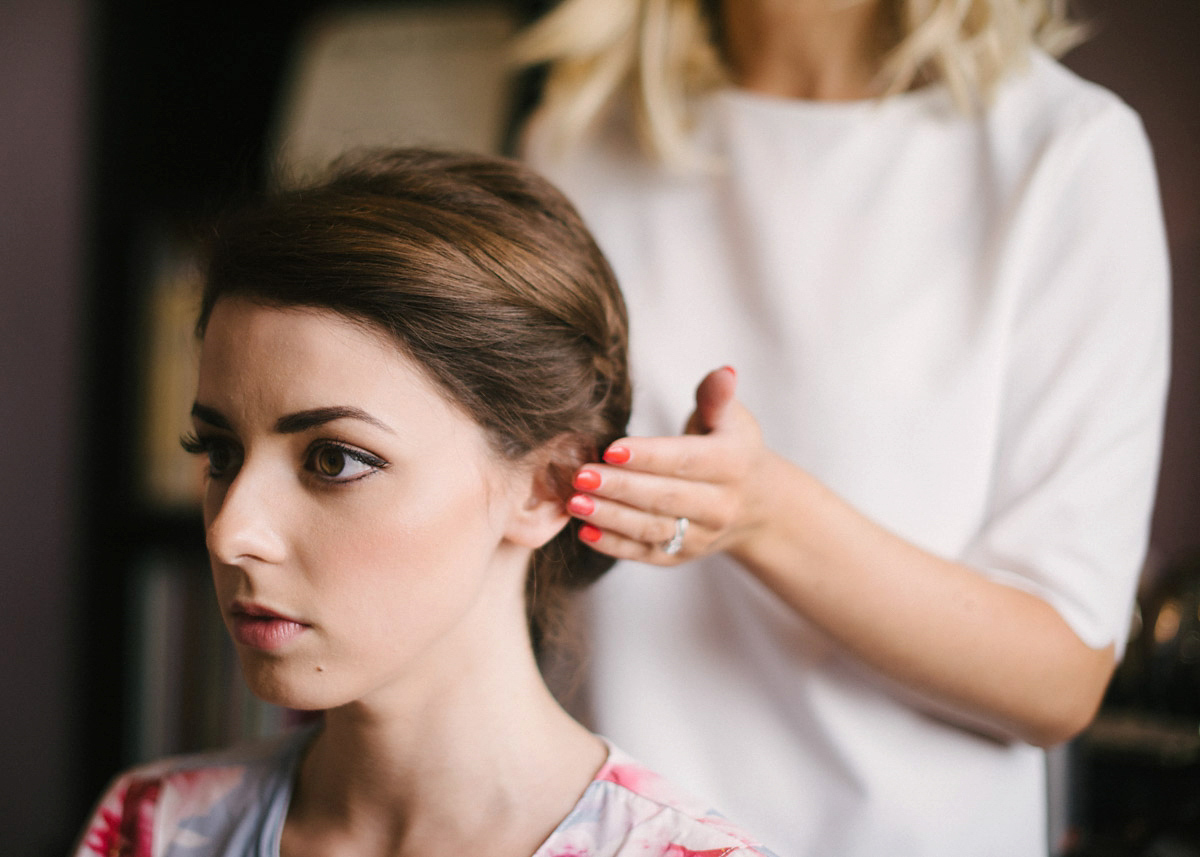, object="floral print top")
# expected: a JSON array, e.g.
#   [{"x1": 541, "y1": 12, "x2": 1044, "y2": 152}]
[{"x1": 75, "y1": 728, "x2": 780, "y2": 857}]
